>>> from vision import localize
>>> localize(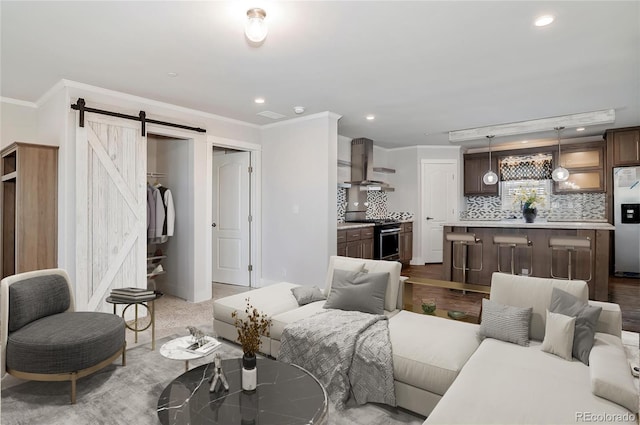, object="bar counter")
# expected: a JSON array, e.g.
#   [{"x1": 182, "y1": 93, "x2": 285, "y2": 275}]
[{"x1": 442, "y1": 220, "x2": 614, "y2": 301}]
